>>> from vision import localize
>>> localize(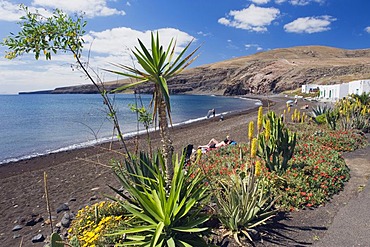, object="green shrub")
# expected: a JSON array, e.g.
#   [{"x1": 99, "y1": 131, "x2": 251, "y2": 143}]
[
  {"x1": 68, "y1": 201, "x2": 128, "y2": 246},
  {"x1": 314, "y1": 114, "x2": 326, "y2": 124},
  {"x1": 268, "y1": 140, "x2": 350, "y2": 210}
]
